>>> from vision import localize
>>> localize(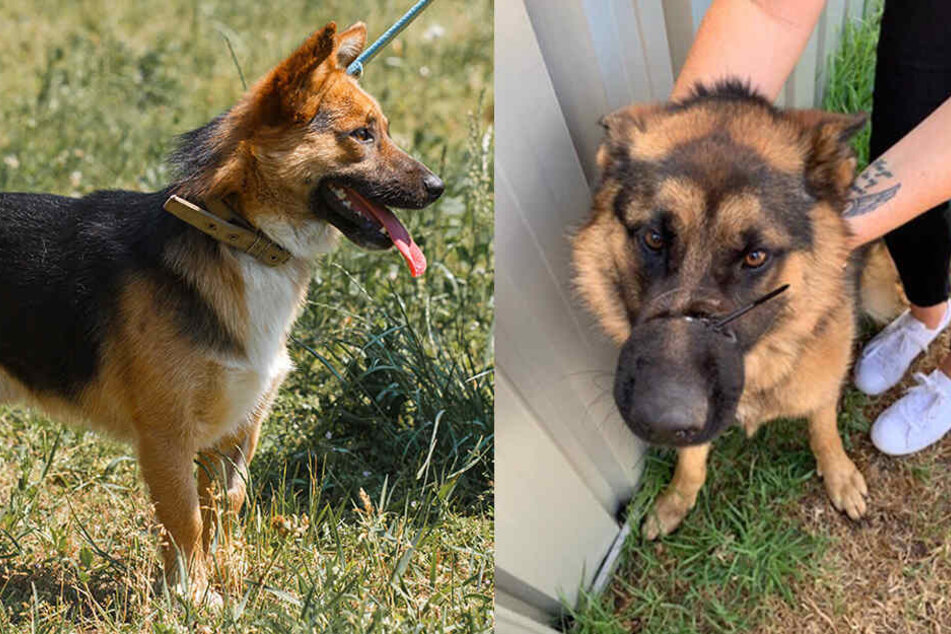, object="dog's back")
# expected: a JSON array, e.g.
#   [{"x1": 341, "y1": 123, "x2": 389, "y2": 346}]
[{"x1": 0, "y1": 190, "x2": 237, "y2": 402}]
